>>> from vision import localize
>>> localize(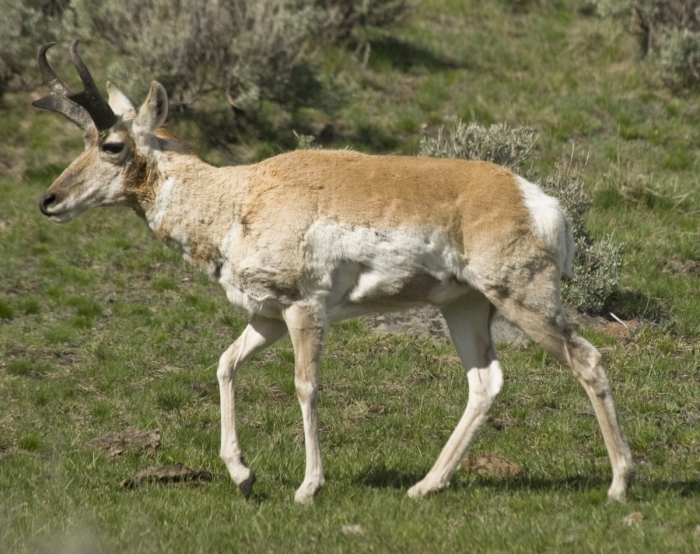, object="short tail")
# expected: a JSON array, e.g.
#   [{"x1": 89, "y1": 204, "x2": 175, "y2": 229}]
[{"x1": 562, "y1": 215, "x2": 575, "y2": 279}]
